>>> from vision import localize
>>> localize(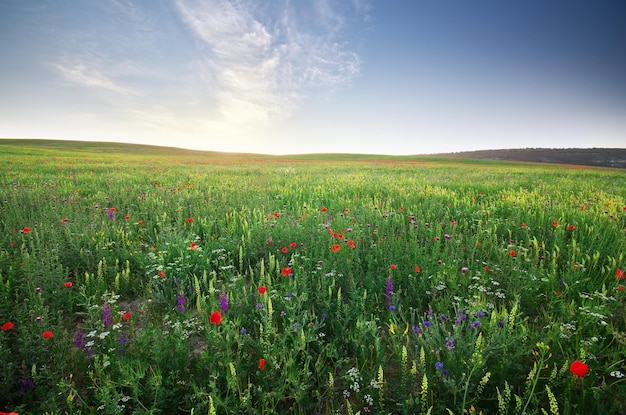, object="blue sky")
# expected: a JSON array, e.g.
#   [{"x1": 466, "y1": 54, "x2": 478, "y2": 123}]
[{"x1": 1, "y1": 0, "x2": 625, "y2": 155}]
